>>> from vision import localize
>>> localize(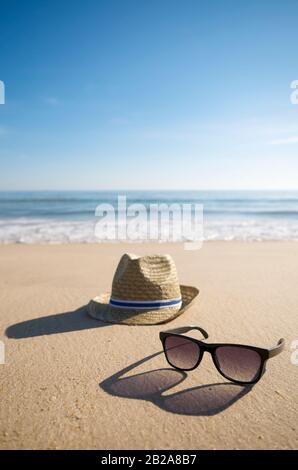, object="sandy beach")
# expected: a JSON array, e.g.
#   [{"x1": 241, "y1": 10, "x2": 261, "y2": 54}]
[{"x1": 0, "y1": 242, "x2": 297, "y2": 449}]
